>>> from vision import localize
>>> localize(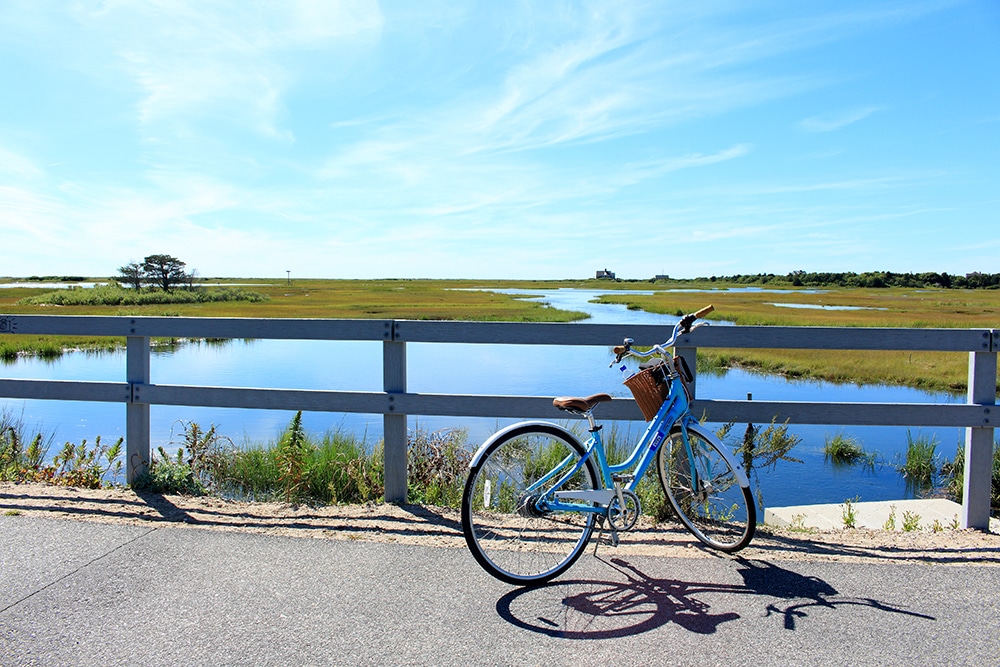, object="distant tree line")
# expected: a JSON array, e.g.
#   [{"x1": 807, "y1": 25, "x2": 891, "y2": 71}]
[
  {"x1": 693, "y1": 271, "x2": 1000, "y2": 289},
  {"x1": 25, "y1": 276, "x2": 89, "y2": 282}
]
